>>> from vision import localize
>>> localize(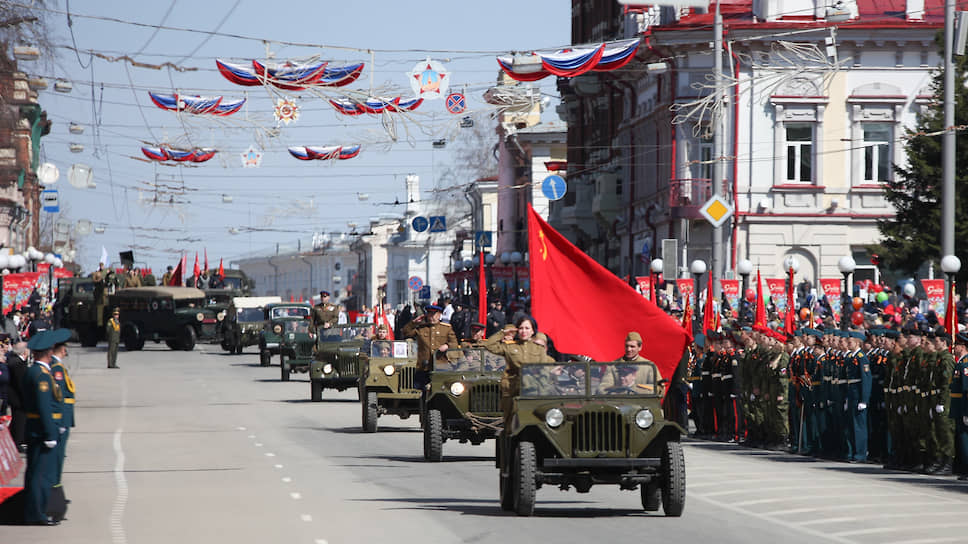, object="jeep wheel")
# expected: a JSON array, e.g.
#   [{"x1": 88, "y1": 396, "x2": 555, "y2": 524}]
[
  {"x1": 280, "y1": 358, "x2": 290, "y2": 382},
  {"x1": 178, "y1": 325, "x2": 196, "y2": 351},
  {"x1": 513, "y1": 441, "x2": 537, "y2": 516},
  {"x1": 641, "y1": 482, "x2": 661, "y2": 512},
  {"x1": 661, "y1": 441, "x2": 686, "y2": 517},
  {"x1": 220, "y1": 339, "x2": 233, "y2": 352},
  {"x1": 259, "y1": 350, "x2": 270, "y2": 367},
  {"x1": 362, "y1": 390, "x2": 378, "y2": 433},
  {"x1": 165, "y1": 340, "x2": 179, "y2": 350},
  {"x1": 423, "y1": 409, "x2": 443, "y2": 462}
]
